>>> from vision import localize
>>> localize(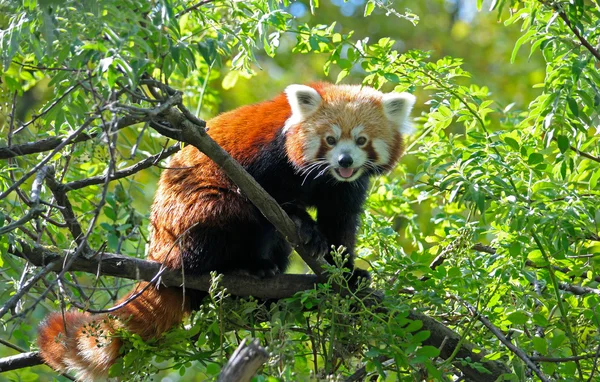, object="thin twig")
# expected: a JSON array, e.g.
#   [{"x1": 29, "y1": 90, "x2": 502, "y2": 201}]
[
  {"x1": 14, "y1": 83, "x2": 81, "y2": 134},
  {"x1": 176, "y1": 0, "x2": 215, "y2": 17},
  {"x1": 0, "y1": 338, "x2": 27, "y2": 353},
  {"x1": 0, "y1": 261, "x2": 59, "y2": 320},
  {"x1": 0, "y1": 116, "x2": 97, "y2": 200},
  {"x1": 531, "y1": 352, "x2": 600, "y2": 363},
  {"x1": 454, "y1": 295, "x2": 550, "y2": 382},
  {"x1": 0, "y1": 166, "x2": 49, "y2": 235},
  {"x1": 551, "y1": 136, "x2": 600, "y2": 164},
  {"x1": 62, "y1": 144, "x2": 180, "y2": 190},
  {"x1": 553, "y1": 3, "x2": 600, "y2": 61}
]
